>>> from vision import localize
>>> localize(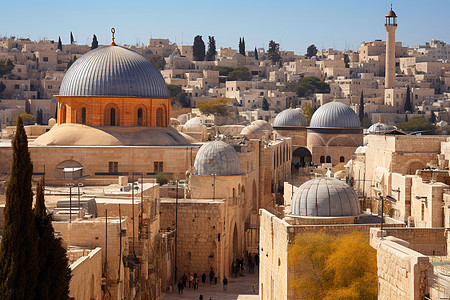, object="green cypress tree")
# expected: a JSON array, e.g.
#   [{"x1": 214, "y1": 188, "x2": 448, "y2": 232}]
[
  {"x1": 268, "y1": 40, "x2": 281, "y2": 65},
  {"x1": 0, "y1": 116, "x2": 39, "y2": 299},
  {"x1": 70, "y1": 32, "x2": 74, "y2": 45},
  {"x1": 240, "y1": 37, "x2": 246, "y2": 56},
  {"x1": 404, "y1": 85, "x2": 413, "y2": 113},
  {"x1": 57, "y1": 37, "x2": 63, "y2": 51},
  {"x1": 206, "y1": 36, "x2": 216, "y2": 61},
  {"x1": 34, "y1": 180, "x2": 71, "y2": 300},
  {"x1": 91, "y1": 34, "x2": 98, "y2": 50},
  {"x1": 359, "y1": 91, "x2": 364, "y2": 122},
  {"x1": 254, "y1": 47, "x2": 258, "y2": 60},
  {"x1": 193, "y1": 35, "x2": 205, "y2": 61}
]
